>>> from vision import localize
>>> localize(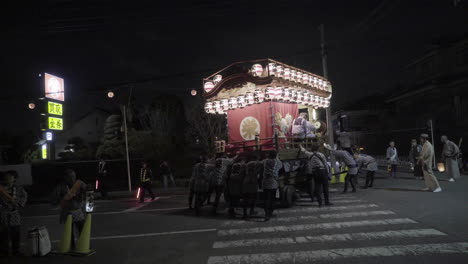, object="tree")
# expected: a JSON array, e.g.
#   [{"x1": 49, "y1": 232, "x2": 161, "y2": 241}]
[
  {"x1": 185, "y1": 98, "x2": 226, "y2": 155},
  {"x1": 58, "y1": 136, "x2": 93, "y2": 161},
  {"x1": 96, "y1": 114, "x2": 125, "y2": 159}
]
